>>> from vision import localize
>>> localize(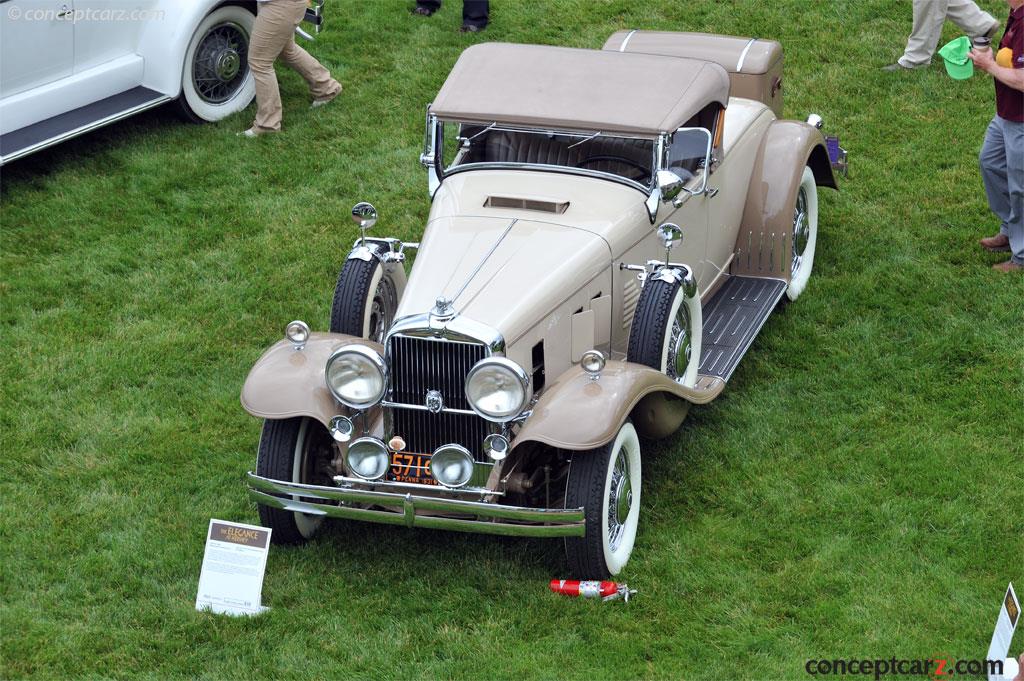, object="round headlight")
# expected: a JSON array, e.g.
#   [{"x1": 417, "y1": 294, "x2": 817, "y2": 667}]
[
  {"x1": 346, "y1": 437, "x2": 390, "y2": 480},
  {"x1": 464, "y1": 357, "x2": 530, "y2": 422},
  {"x1": 325, "y1": 345, "x2": 387, "y2": 409},
  {"x1": 430, "y1": 444, "x2": 475, "y2": 488}
]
